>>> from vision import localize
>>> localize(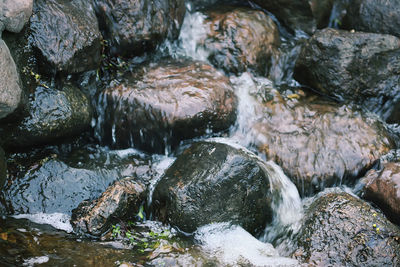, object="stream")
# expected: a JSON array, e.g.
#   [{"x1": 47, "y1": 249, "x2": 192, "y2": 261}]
[{"x1": 1, "y1": 1, "x2": 400, "y2": 266}]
